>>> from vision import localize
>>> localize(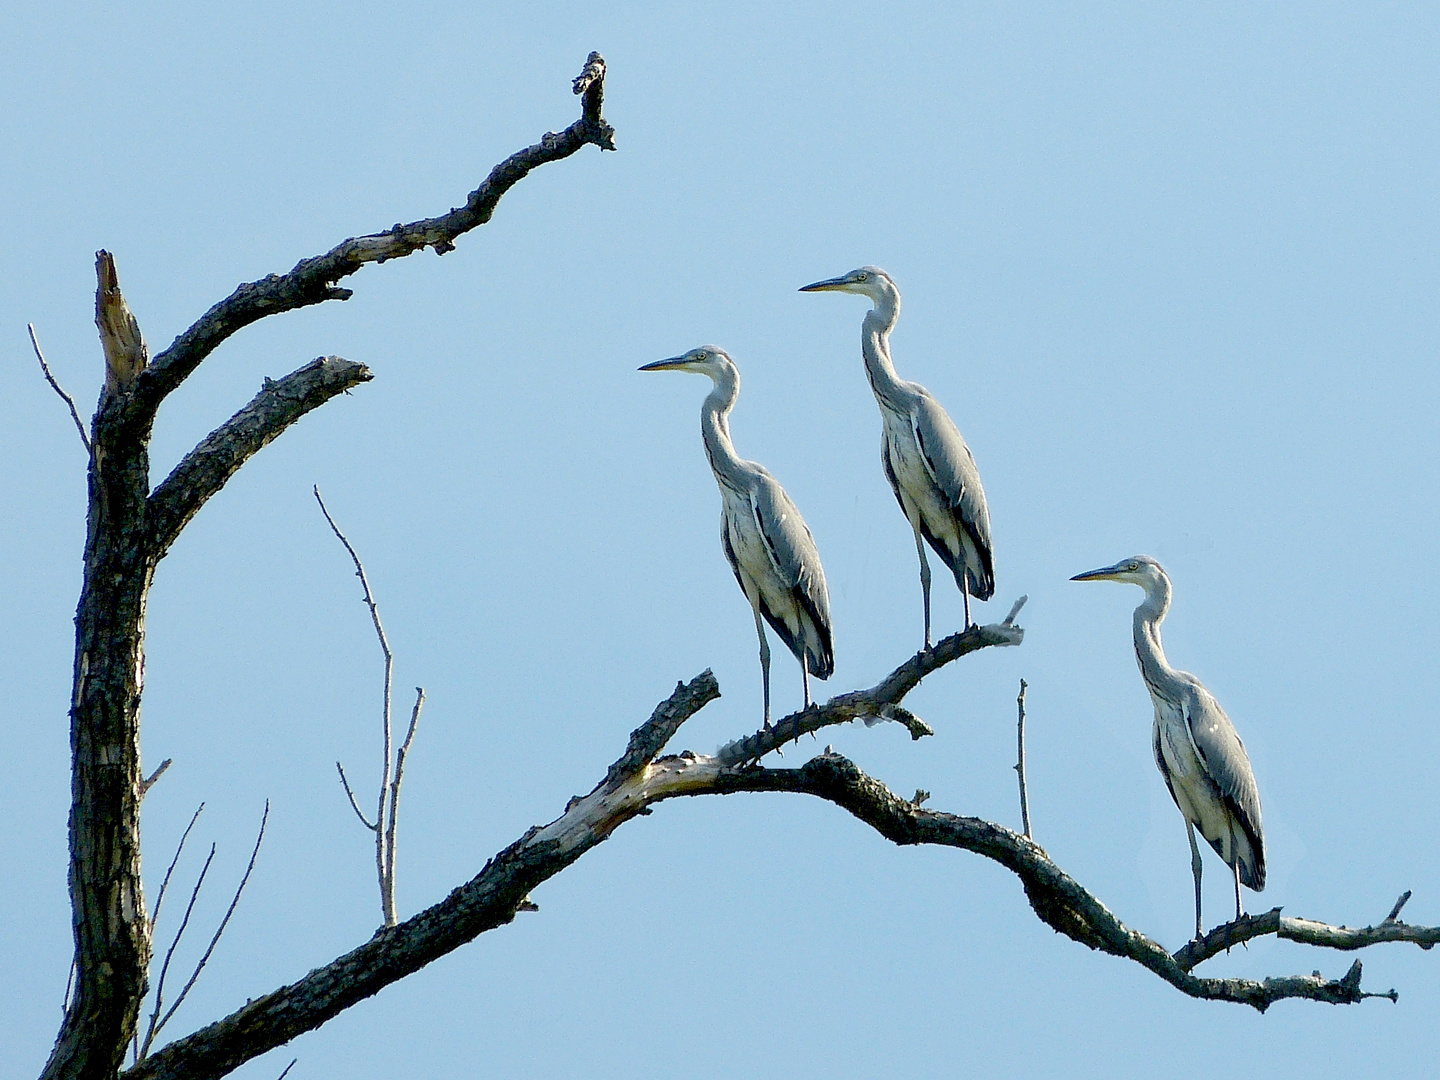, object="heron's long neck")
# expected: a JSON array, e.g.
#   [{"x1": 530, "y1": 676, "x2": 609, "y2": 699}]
[
  {"x1": 699, "y1": 367, "x2": 749, "y2": 493},
  {"x1": 861, "y1": 289, "x2": 908, "y2": 412},
  {"x1": 1132, "y1": 579, "x2": 1178, "y2": 700}
]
